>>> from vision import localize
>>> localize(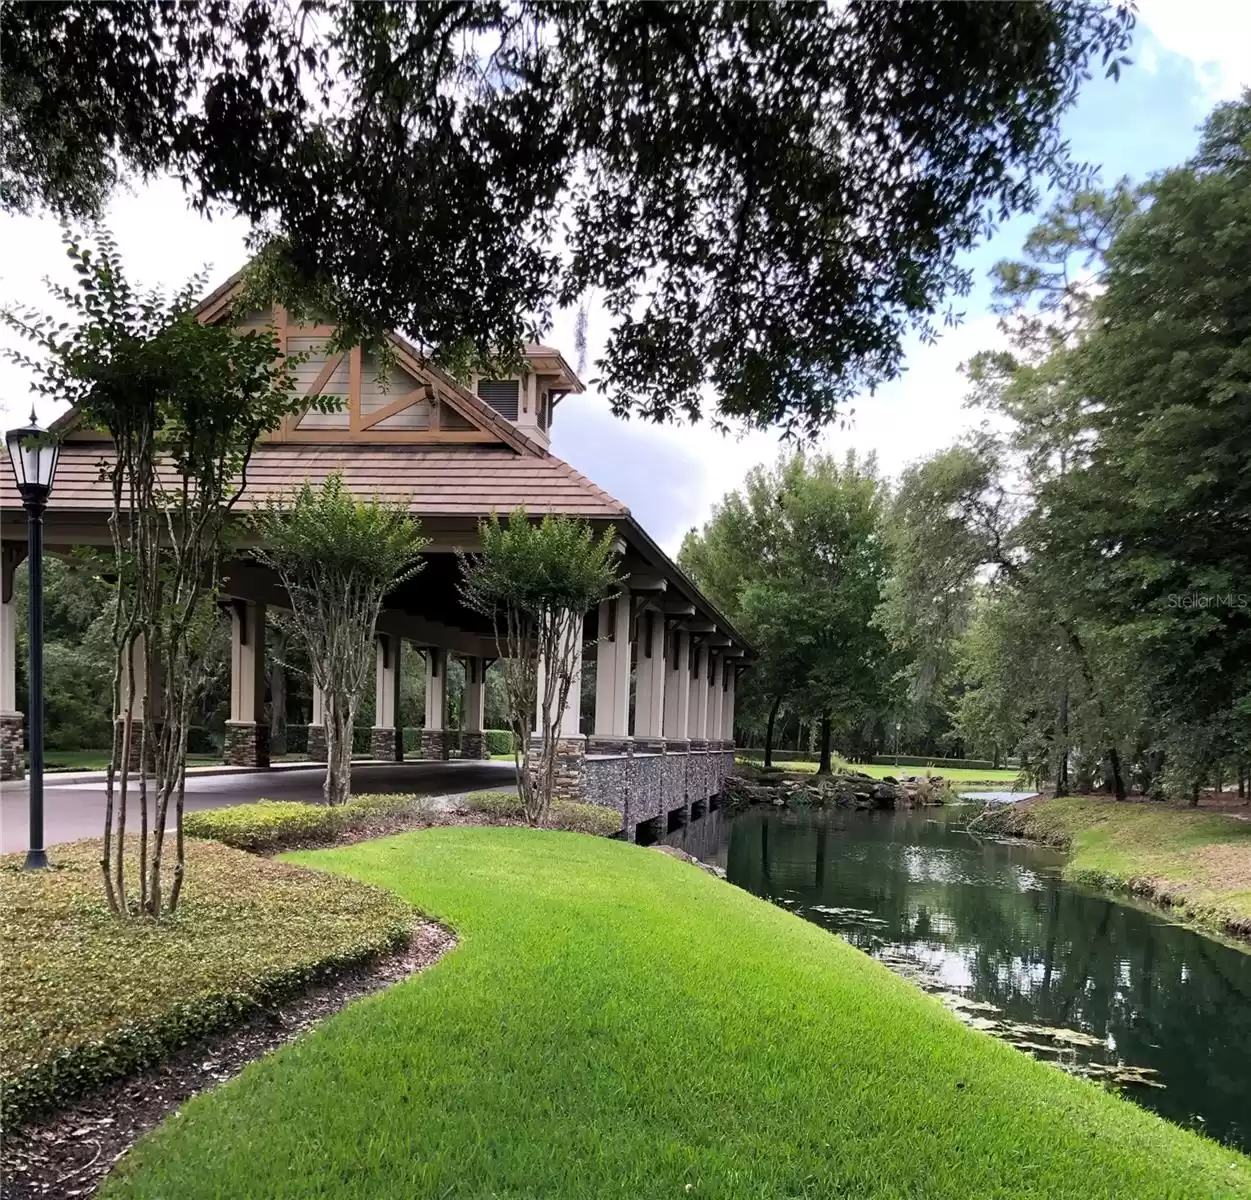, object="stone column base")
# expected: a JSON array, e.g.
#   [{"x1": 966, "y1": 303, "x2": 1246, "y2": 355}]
[
  {"x1": 112, "y1": 718, "x2": 161, "y2": 772},
  {"x1": 307, "y1": 724, "x2": 327, "y2": 761},
  {"x1": 633, "y1": 736, "x2": 666, "y2": 755},
  {"x1": 224, "y1": 721, "x2": 270, "y2": 768},
  {"x1": 587, "y1": 735, "x2": 633, "y2": 757},
  {"x1": 0, "y1": 711, "x2": 23, "y2": 781},
  {"x1": 420, "y1": 728, "x2": 450, "y2": 760},
  {"x1": 529, "y1": 735, "x2": 587, "y2": 805},
  {"x1": 461, "y1": 731, "x2": 488, "y2": 760},
  {"x1": 688, "y1": 738, "x2": 709, "y2": 753},
  {"x1": 370, "y1": 726, "x2": 403, "y2": 762}
]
